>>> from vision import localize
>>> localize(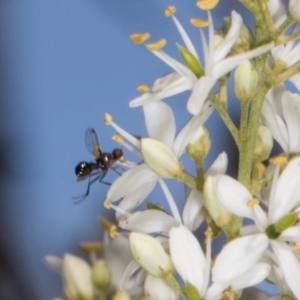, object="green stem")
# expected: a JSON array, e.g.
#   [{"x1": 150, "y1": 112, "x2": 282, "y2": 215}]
[
  {"x1": 209, "y1": 92, "x2": 239, "y2": 145},
  {"x1": 238, "y1": 56, "x2": 268, "y2": 187}
]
